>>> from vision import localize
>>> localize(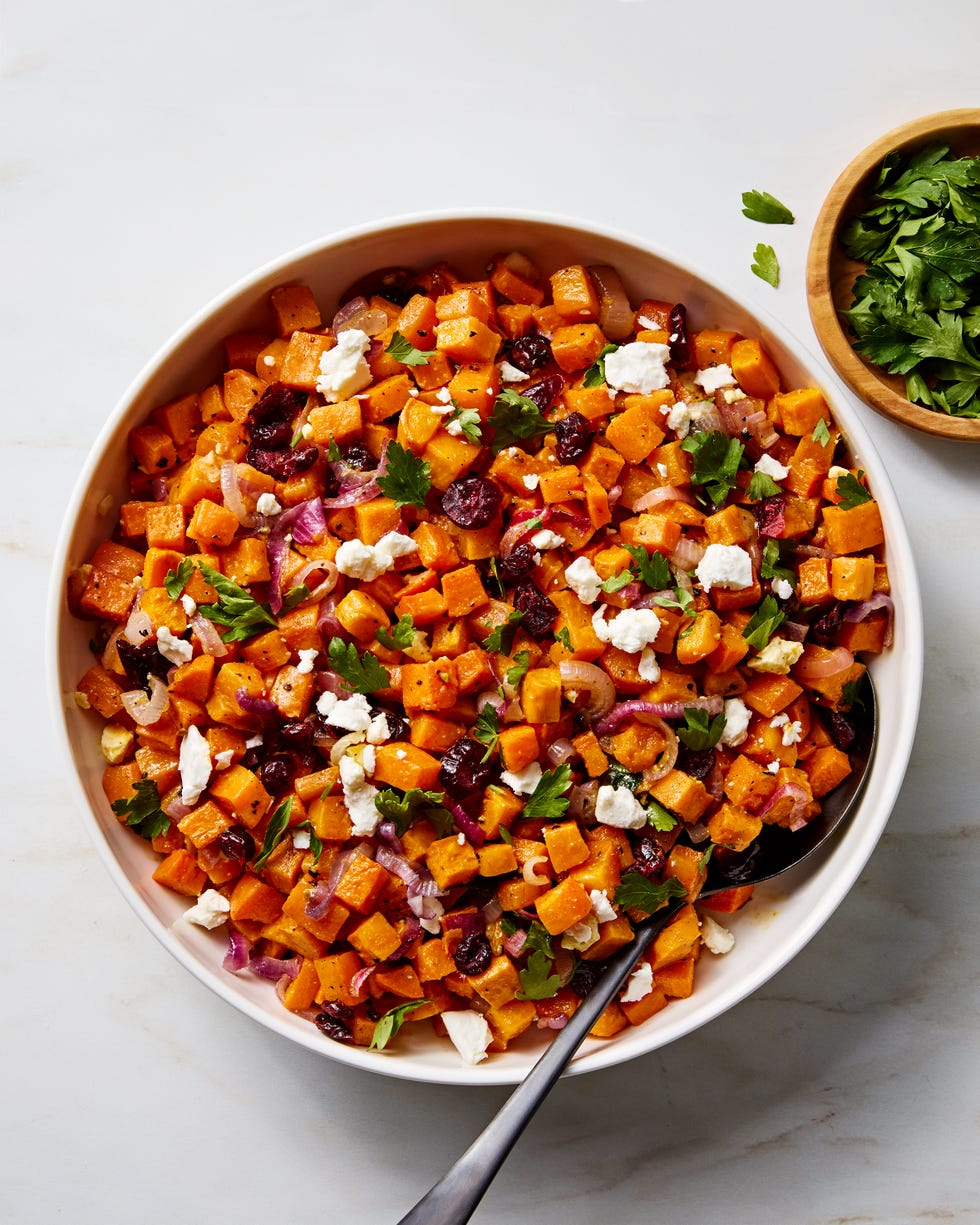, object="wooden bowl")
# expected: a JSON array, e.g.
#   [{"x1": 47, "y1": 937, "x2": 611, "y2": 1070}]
[{"x1": 807, "y1": 109, "x2": 980, "y2": 442}]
